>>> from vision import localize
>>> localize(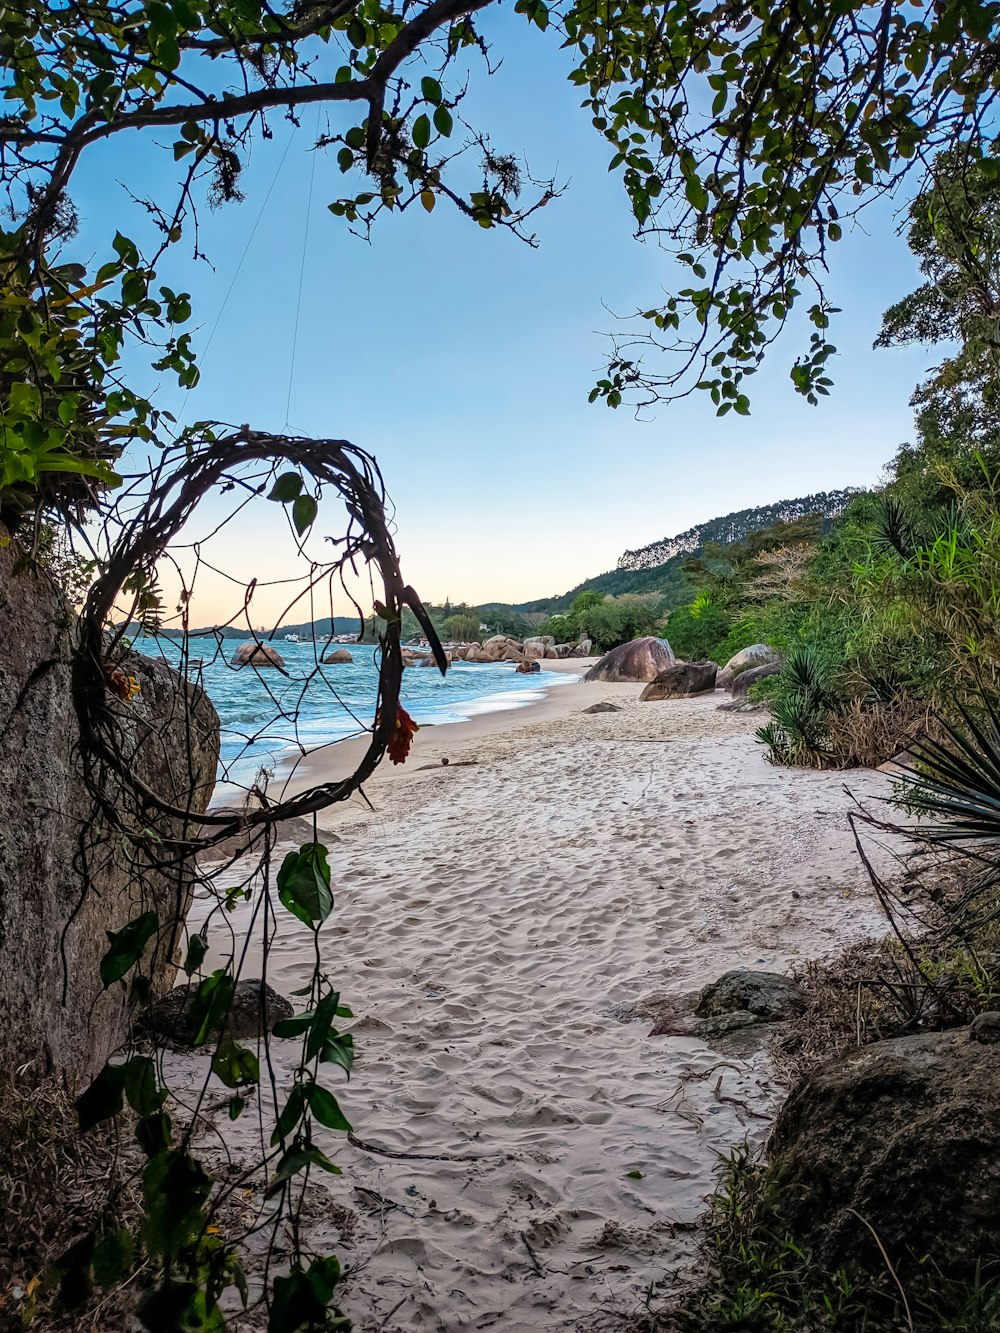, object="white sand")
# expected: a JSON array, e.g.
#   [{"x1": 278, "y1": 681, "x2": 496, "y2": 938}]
[{"x1": 180, "y1": 673, "x2": 898, "y2": 1331}]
